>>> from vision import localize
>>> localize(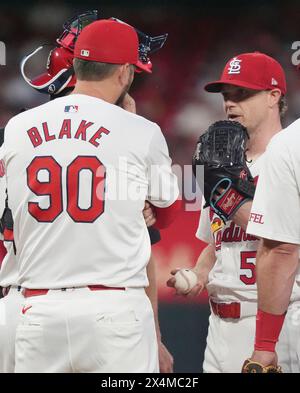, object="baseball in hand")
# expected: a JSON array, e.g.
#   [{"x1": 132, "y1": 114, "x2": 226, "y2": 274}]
[{"x1": 174, "y1": 269, "x2": 198, "y2": 294}]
